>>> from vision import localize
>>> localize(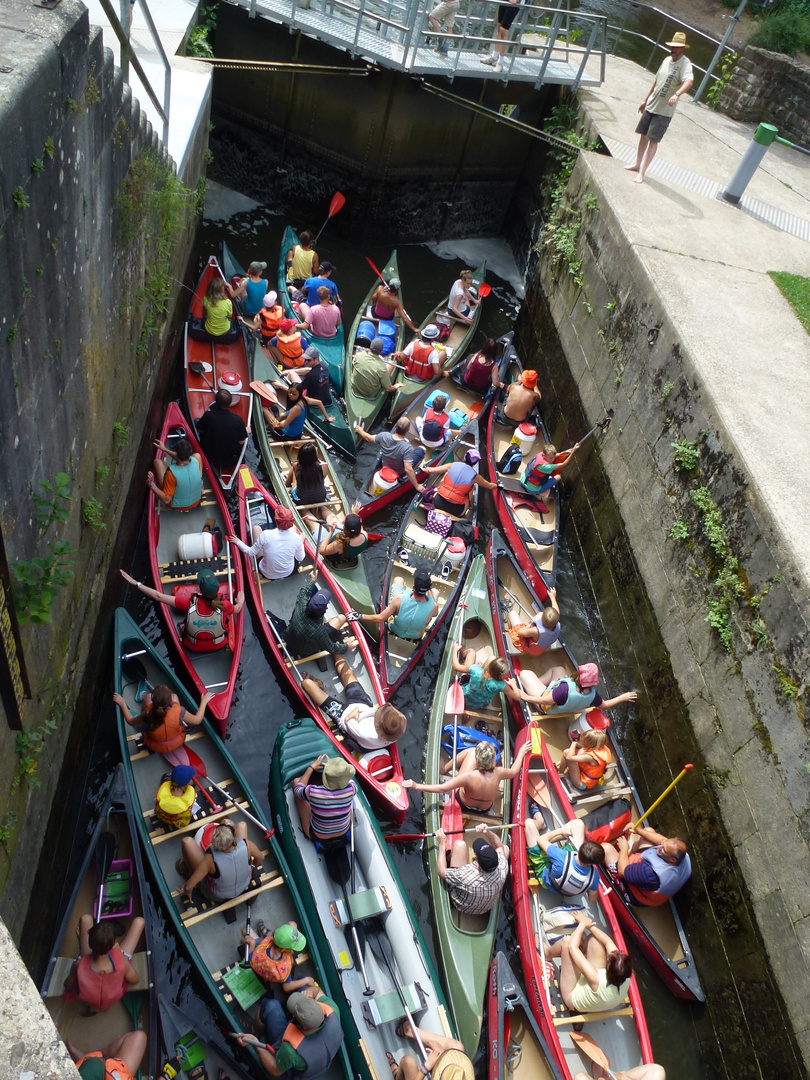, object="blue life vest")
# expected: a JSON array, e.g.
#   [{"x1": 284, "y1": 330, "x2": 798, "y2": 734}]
[
  {"x1": 167, "y1": 459, "x2": 203, "y2": 509},
  {"x1": 545, "y1": 678, "x2": 597, "y2": 716}
]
